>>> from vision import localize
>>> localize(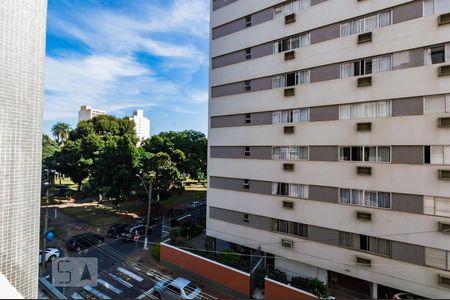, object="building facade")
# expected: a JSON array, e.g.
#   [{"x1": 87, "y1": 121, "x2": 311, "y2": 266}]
[
  {"x1": 208, "y1": 0, "x2": 450, "y2": 298},
  {"x1": 0, "y1": 0, "x2": 48, "y2": 298},
  {"x1": 78, "y1": 105, "x2": 106, "y2": 122},
  {"x1": 130, "y1": 109, "x2": 151, "y2": 142}
]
